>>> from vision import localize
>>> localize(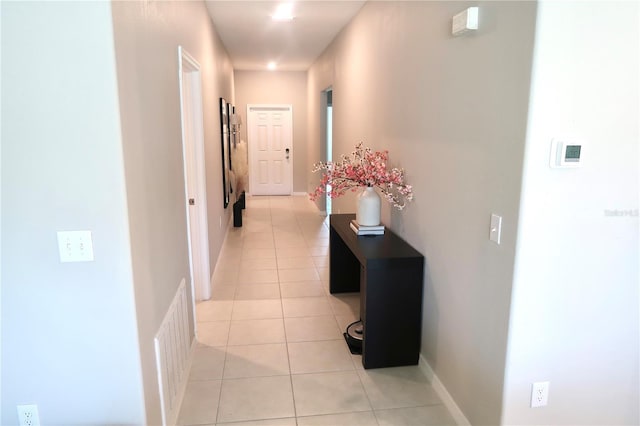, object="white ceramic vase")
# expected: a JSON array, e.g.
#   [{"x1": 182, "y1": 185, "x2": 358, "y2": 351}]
[{"x1": 356, "y1": 186, "x2": 381, "y2": 226}]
